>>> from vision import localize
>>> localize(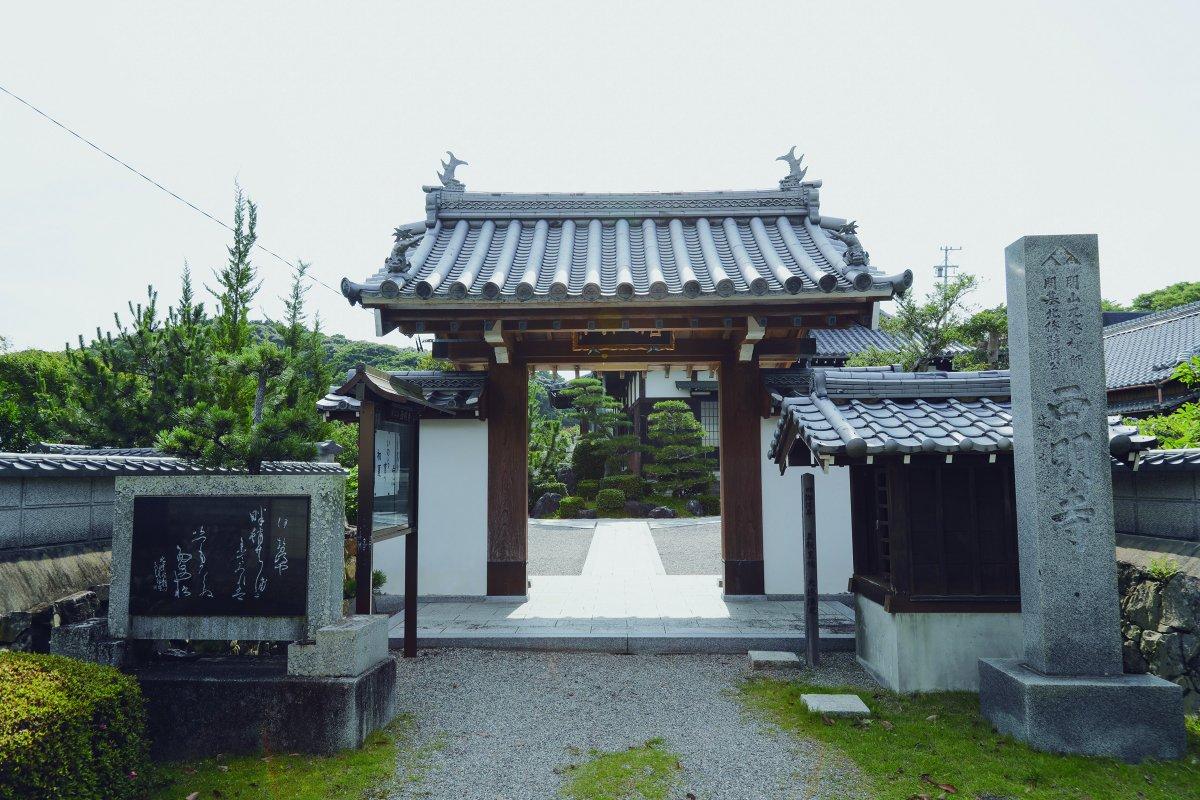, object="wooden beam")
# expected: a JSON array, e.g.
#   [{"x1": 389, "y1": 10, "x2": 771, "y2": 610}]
[
  {"x1": 354, "y1": 399, "x2": 377, "y2": 615},
  {"x1": 718, "y1": 356, "x2": 765, "y2": 595},
  {"x1": 486, "y1": 360, "x2": 528, "y2": 595}
]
